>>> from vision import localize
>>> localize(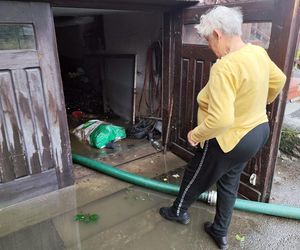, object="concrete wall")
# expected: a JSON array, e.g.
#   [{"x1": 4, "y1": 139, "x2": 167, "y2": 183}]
[{"x1": 103, "y1": 12, "x2": 163, "y2": 116}]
